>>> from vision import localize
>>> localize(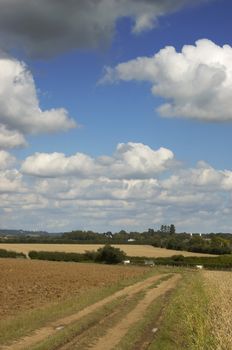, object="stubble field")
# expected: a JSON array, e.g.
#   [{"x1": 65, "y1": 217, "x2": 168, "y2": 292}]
[{"x1": 0, "y1": 243, "x2": 215, "y2": 257}]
